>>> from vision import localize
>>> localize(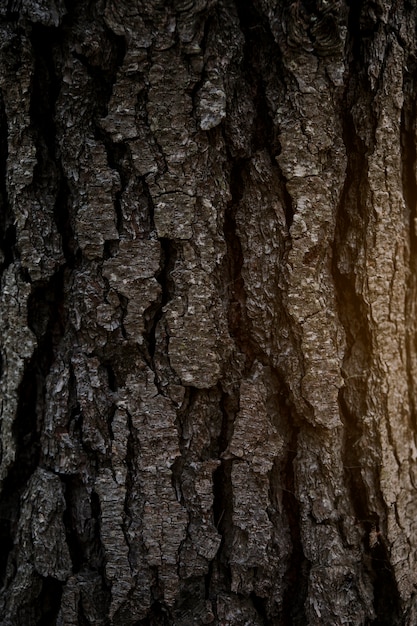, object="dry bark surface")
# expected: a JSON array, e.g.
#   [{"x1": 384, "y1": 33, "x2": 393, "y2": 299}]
[{"x1": 1, "y1": 0, "x2": 417, "y2": 624}]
